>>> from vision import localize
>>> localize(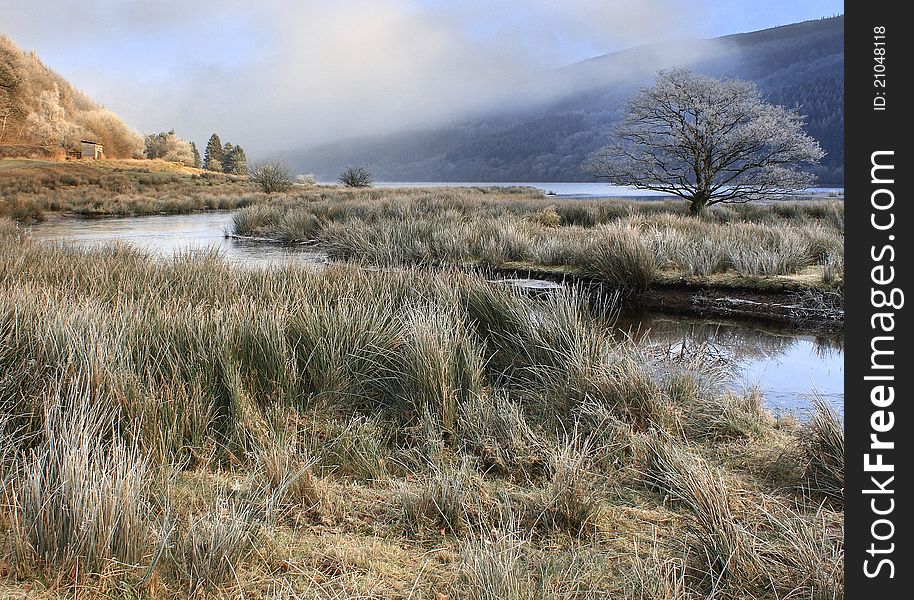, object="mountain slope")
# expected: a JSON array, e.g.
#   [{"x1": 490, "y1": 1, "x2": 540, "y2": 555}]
[
  {"x1": 286, "y1": 16, "x2": 843, "y2": 184},
  {"x1": 0, "y1": 35, "x2": 143, "y2": 159}
]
